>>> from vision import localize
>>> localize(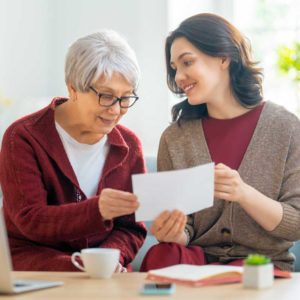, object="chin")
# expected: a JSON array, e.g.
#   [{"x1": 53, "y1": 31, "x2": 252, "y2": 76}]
[
  {"x1": 95, "y1": 129, "x2": 110, "y2": 136},
  {"x1": 95, "y1": 121, "x2": 116, "y2": 134},
  {"x1": 99, "y1": 125, "x2": 115, "y2": 135},
  {"x1": 187, "y1": 97, "x2": 203, "y2": 106}
]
